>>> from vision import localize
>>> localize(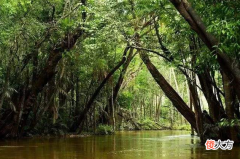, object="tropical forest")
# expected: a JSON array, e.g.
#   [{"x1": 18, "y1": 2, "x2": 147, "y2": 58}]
[{"x1": 0, "y1": 0, "x2": 240, "y2": 158}]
